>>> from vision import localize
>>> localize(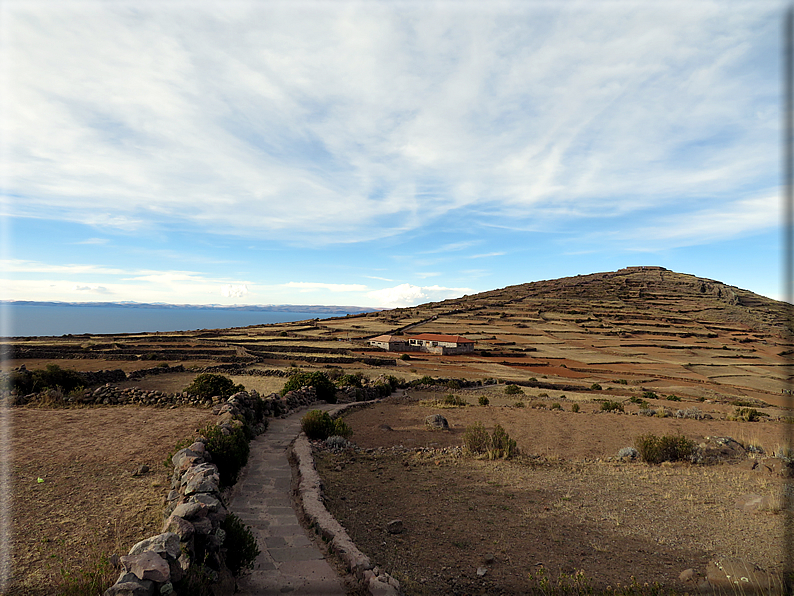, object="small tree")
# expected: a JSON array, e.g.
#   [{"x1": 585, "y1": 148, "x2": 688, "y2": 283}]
[
  {"x1": 504, "y1": 384, "x2": 523, "y2": 395},
  {"x1": 184, "y1": 373, "x2": 244, "y2": 400},
  {"x1": 282, "y1": 371, "x2": 337, "y2": 403}
]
